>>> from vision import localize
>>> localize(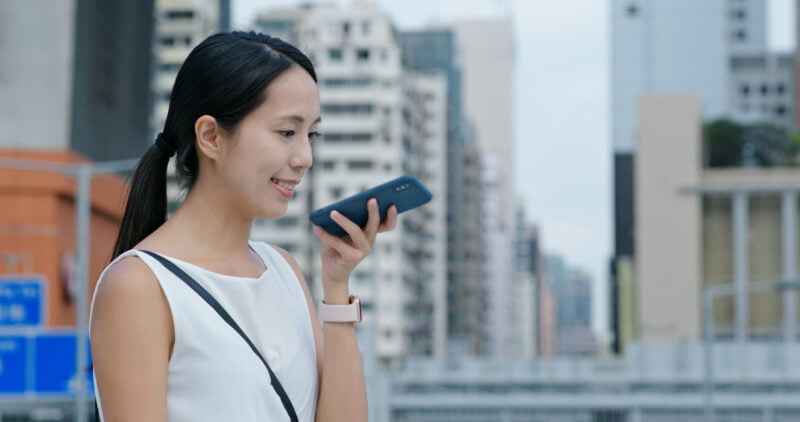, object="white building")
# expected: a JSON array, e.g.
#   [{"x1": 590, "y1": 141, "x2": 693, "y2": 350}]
[
  {"x1": 252, "y1": 2, "x2": 448, "y2": 363},
  {"x1": 454, "y1": 19, "x2": 516, "y2": 360},
  {"x1": 154, "y1": 0, "x2": 220, "y2": 134},
  {"x1": 403, "y1": 72, "x2": 449, "y2": 359},
  {"x1": 479, "y1": 153, "x2": 514, "y2": 358}
]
